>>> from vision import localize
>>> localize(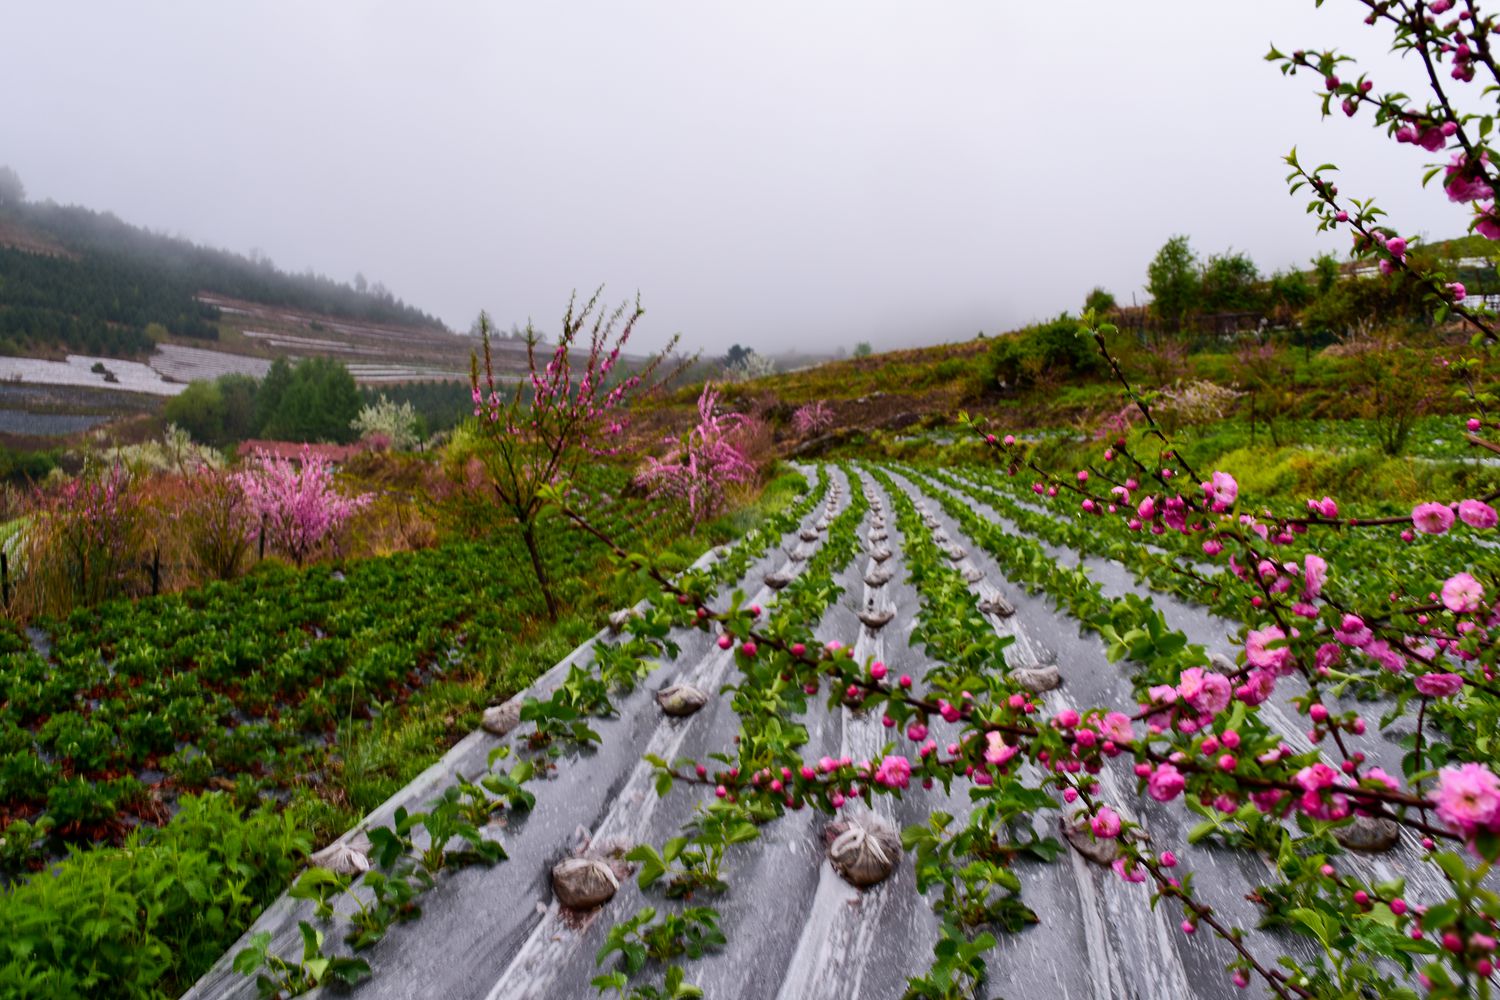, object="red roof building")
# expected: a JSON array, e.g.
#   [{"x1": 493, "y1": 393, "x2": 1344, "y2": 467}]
[{"x1": 235, "y1": 440, "x2": 369, "y2": 464}]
